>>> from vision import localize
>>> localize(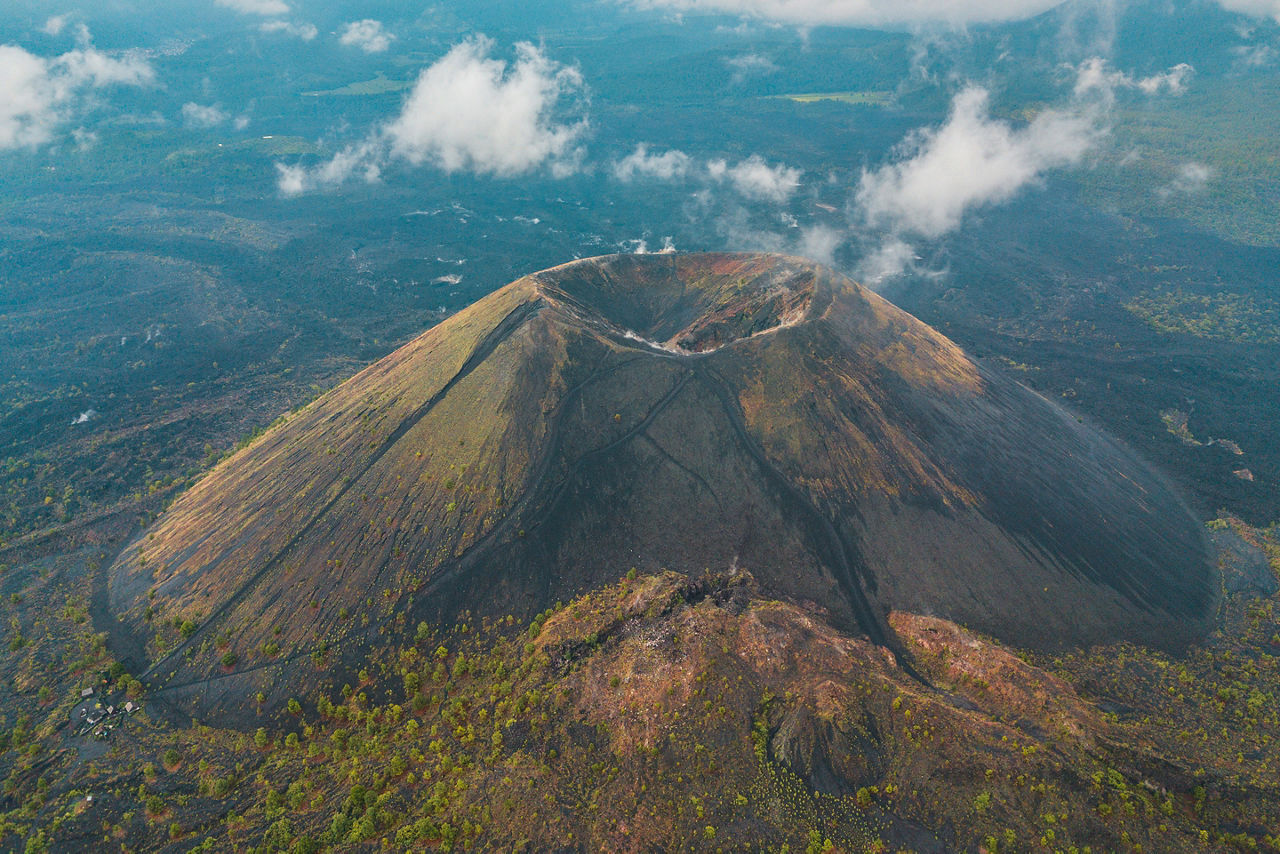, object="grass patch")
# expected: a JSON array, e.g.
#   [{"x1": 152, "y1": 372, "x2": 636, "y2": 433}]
[
  {"x1": 767, "y1": 90, "x2": 892, "y2": 106},
  {"x1": 302, "y1": 74, "x2": 414, "y2": 97},
  {"x1": 1128, "y1": 288, "x2": 1280, "y2": 344}
]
